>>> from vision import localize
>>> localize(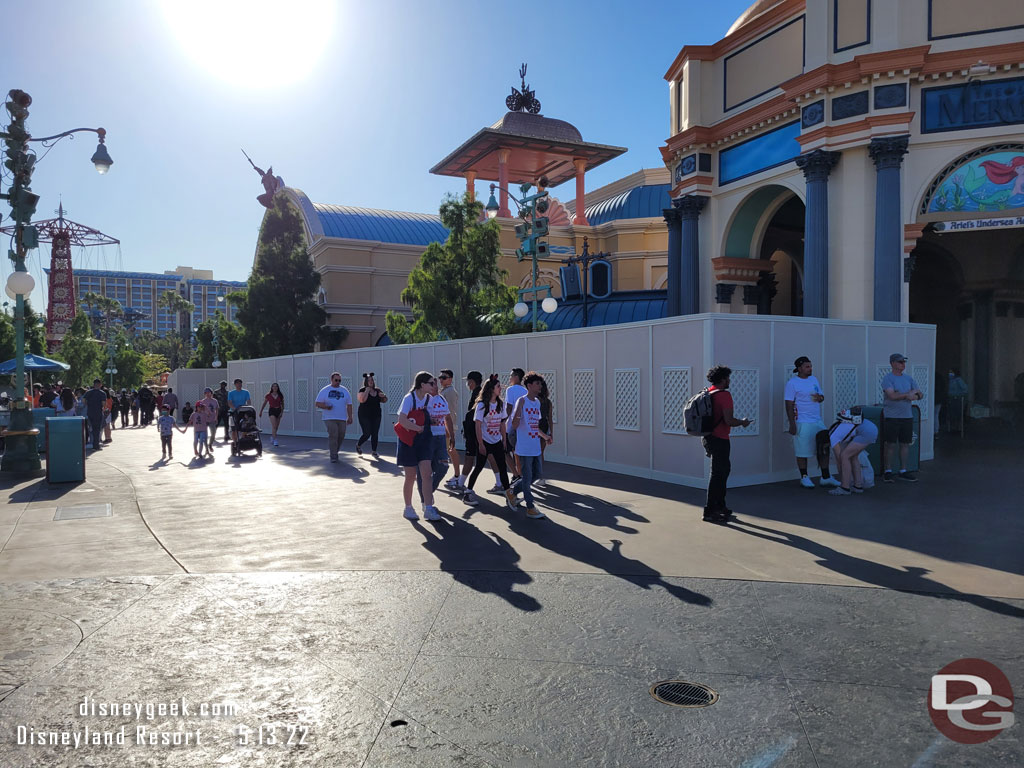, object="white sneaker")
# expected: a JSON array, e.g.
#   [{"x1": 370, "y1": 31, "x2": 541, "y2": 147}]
[
  {"x1": 272, "y1": 438, "x2": 278, "y2": 446},
  {"x1": 533, "y1": 478, "x2": 546, "y2": 488},
  {"x1": 423, "y1": 506, "x2": 442, "y2": 521},
  {"x1": 461, "y1": 490, "x2": 480, "y2": 506},
  {"x1": 487, "y1": 483, "x2": 504, "y2": 494},
  {"x1": 799, "y1": 476, "x2": 815, "y2": 488},
  {"x1": 403, "y1": 506, "x2": 419, "y2": 520},
  {"x1": 819, "y1": 477, "x2": 841, "y2": 487},
  {"x1": 444, "y1": 478, "x2": 460, "y2": 491}
]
